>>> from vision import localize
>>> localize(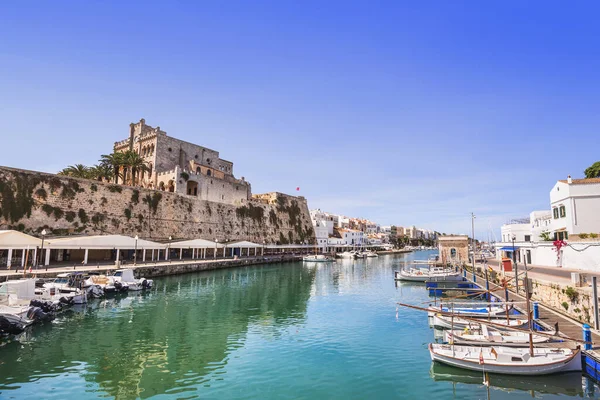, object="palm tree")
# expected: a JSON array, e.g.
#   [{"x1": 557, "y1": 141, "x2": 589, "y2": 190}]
[
  {"x1": 88, "y1": 164, "x2": 114, "y2": 182},
  {"x1": 100, "y1": 152, "x2": 126, "y2": 184},
  {"x1": 58, "y1": 164, "x2": 90, "y2": 178},
  {"x1": 123, "y1": 150, "x2": 149, "y2": 186},
  {"x1": 584, "y1": 161, "x2": 600, "y2": 178}
]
